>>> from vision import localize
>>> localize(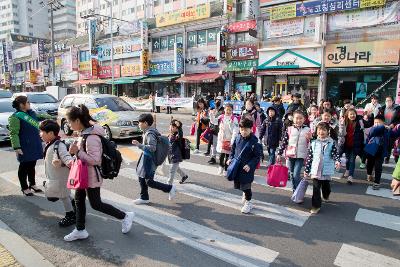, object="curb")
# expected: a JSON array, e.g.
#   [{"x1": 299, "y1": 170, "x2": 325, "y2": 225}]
[{"x1": 0, "y1": 219, "x2": 54, "y2": 267}]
